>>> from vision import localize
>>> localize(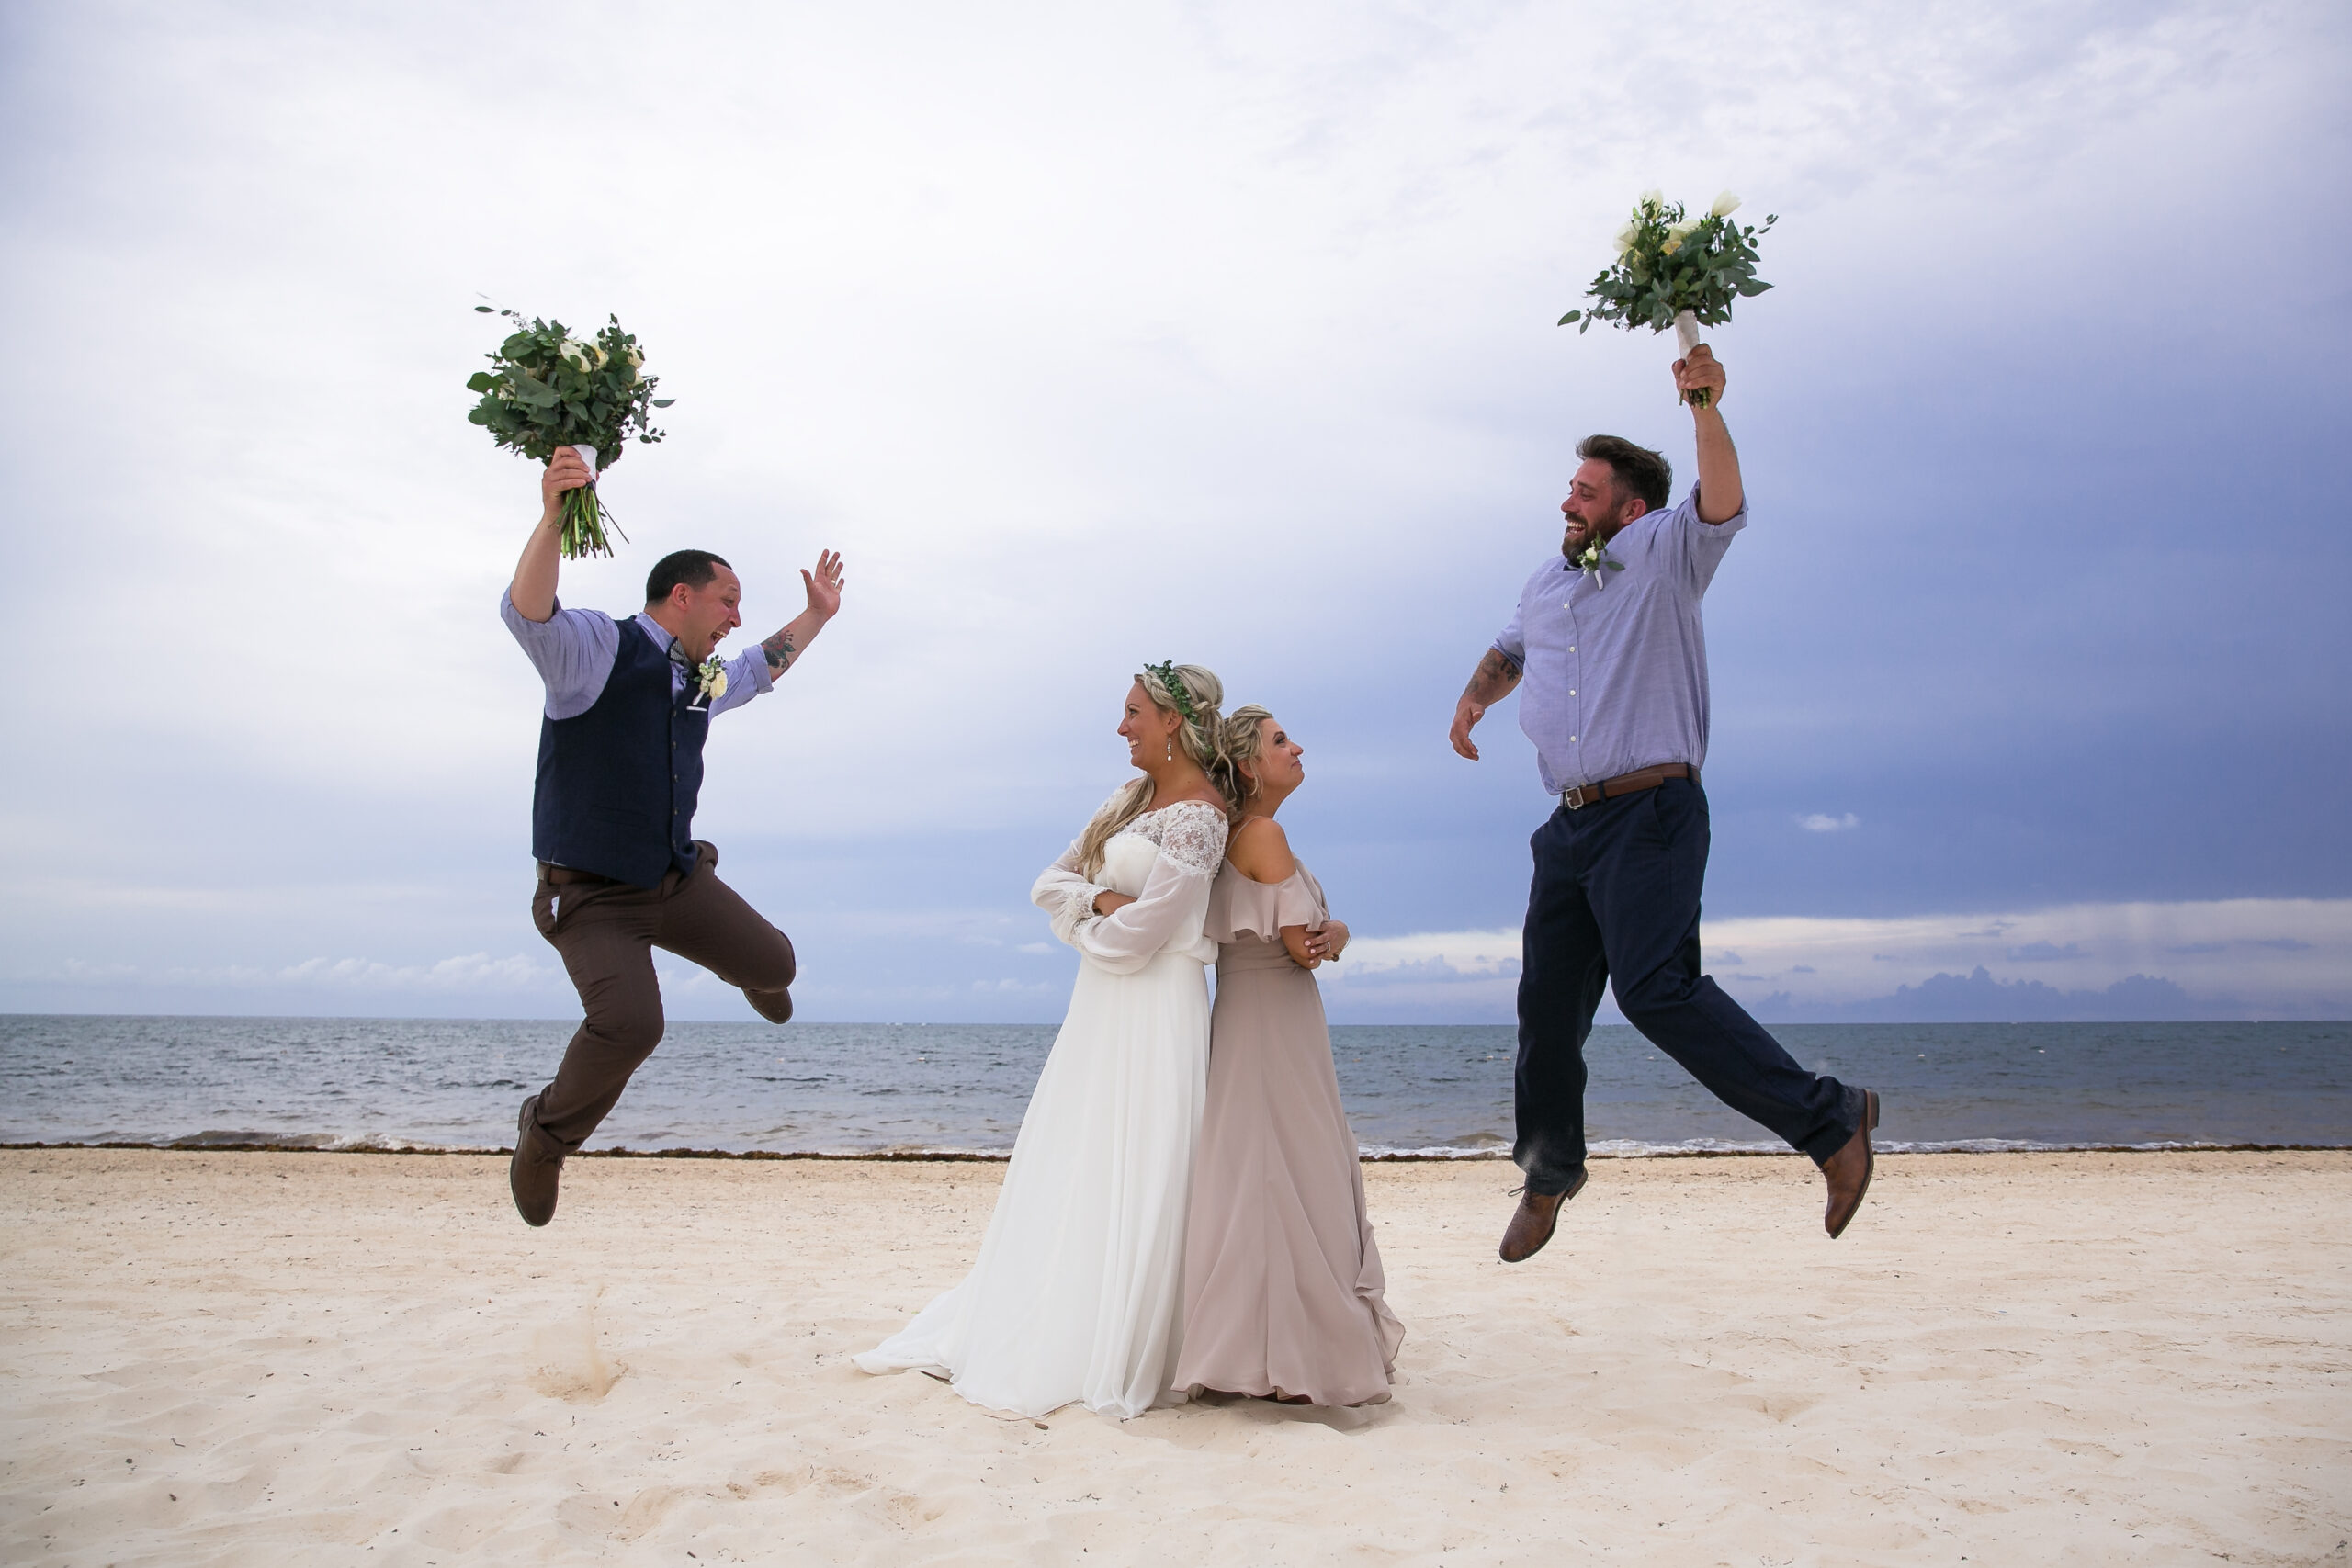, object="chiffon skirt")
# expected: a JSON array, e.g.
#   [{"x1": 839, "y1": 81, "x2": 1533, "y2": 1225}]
[
  {"x1": 854, "y1": 950, "x2": 1209, "y2": 1418},
  {"x1": 1174, "y1": 940, "x2": 1403, "y2": 1406}
]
